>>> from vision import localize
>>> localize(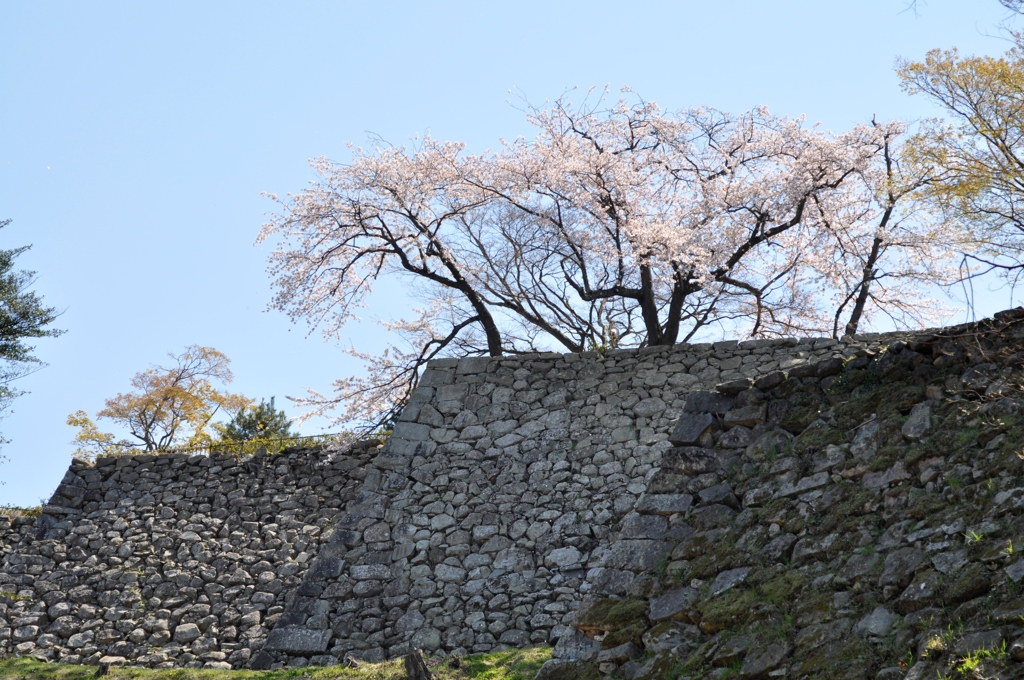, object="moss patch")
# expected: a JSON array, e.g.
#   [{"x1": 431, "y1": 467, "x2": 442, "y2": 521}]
[
  {"x1": 576, "y1": 597, "x2": 649, "y2": 648},
  {"x1": 697, "y1": 588, "x2": 763, "y2": 634},
  {"x1": 944, "y1": 562, "x2": 991, "y2": 605},
  {"x1": 758, "y1": 571, "x2": 807, "y2": 605}
]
